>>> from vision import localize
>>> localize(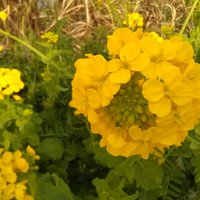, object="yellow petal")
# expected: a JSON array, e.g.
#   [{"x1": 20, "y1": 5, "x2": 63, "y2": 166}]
[
  {"x1": 107, "y1": 59, "x2": 121, "y2": 72},
  {"x1": 139, "y1": 36, "x2": 160, "y2": 59},
  {"x1": 87, "y1": 107, "x2": 99, "y2": 124},
  {"x1": 148, "y1": 97, "x2": 171, "y2": 117},
  {"x1": 109, "y1": 68, "x2": 131, "y2": 84},
  {"x1": 142, "y1": 79, "x2": 165, "y2": 102},
  {"x1": 87, "y1": 88, "x2": 101, "y2": 109},
  {"x1": 141, "y1": 61, "x2": 157, "y2": 79},
  {"x1": 156, "y1": 61, "x2": 181, "y2": 85},
  {"x1": 107, "y1": 133, "x2": 126, "y2": 148},
  {"x1": 107, "y1": 35, "x2": 122, "y2": 55},
  {"x1": 101, "y1": 79, "x2": 120, "y2": 98},
  {"x1": 119, "y1": 42, "x2": 140, "y2": 62},
  {"x1": 169, "y1": 82, "x2": 193, "y2": 106},
  {"x1": 159, "y1": 40, "x2": 177, "y2": 60},
  {"x1": 130, "y1": 52, "x2": 150, "y2": 71}
]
